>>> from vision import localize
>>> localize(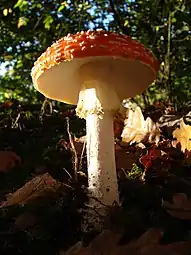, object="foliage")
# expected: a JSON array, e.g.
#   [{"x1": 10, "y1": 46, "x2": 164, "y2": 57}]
[
  {"x1": 0, "y1": 0, "x2": 190, "y2": 108},
  {"x1": 162, "y1": 193, "x2": 191, "y2": 220}
]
